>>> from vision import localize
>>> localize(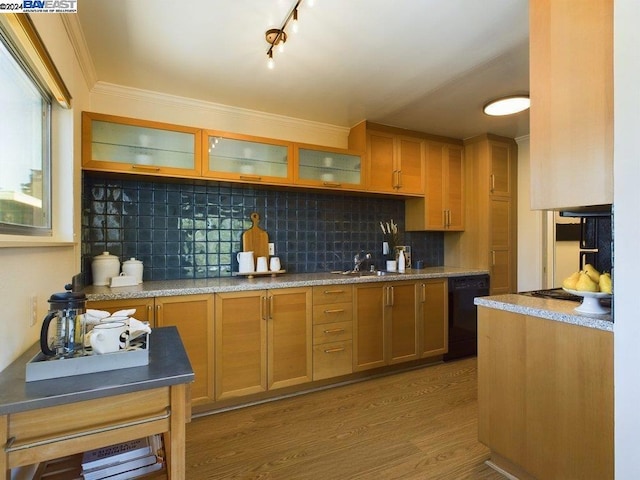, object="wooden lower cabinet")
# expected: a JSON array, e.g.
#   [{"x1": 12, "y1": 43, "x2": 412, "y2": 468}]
[
  {"x1": 353, "y1": 281, "x2": 419, "y2": 372},
  {"x1": 87, "y1": 297, "x2": 156, "y2": 326},
  {"x1": 418, "y1": 279, "x2": 448, "y2": 357},
  {"x1": 154, "y1": 295, "x2": 215, "y2": 407},
  {"x1": 87, "y1": 295, "x2": 214, "y2": 407},
  {"x1": 478, "y1": 307, "x2": 613, "y2": 480},
  {"x1": 312, "y1": 285, "x2": 353, "y2": 380},
  {"x1": 214, "y1": 287, "x2": 312, "y2": 400}
]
